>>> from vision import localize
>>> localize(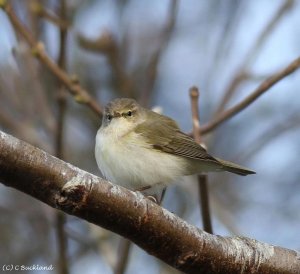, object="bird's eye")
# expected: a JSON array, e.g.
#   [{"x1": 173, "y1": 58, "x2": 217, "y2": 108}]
[
  {"x1": 127, "y1": 111, "x2": 132, "y2": 117},
  {"x1": 106, "y1": 114, "x2": 112, "y2": 121}
]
